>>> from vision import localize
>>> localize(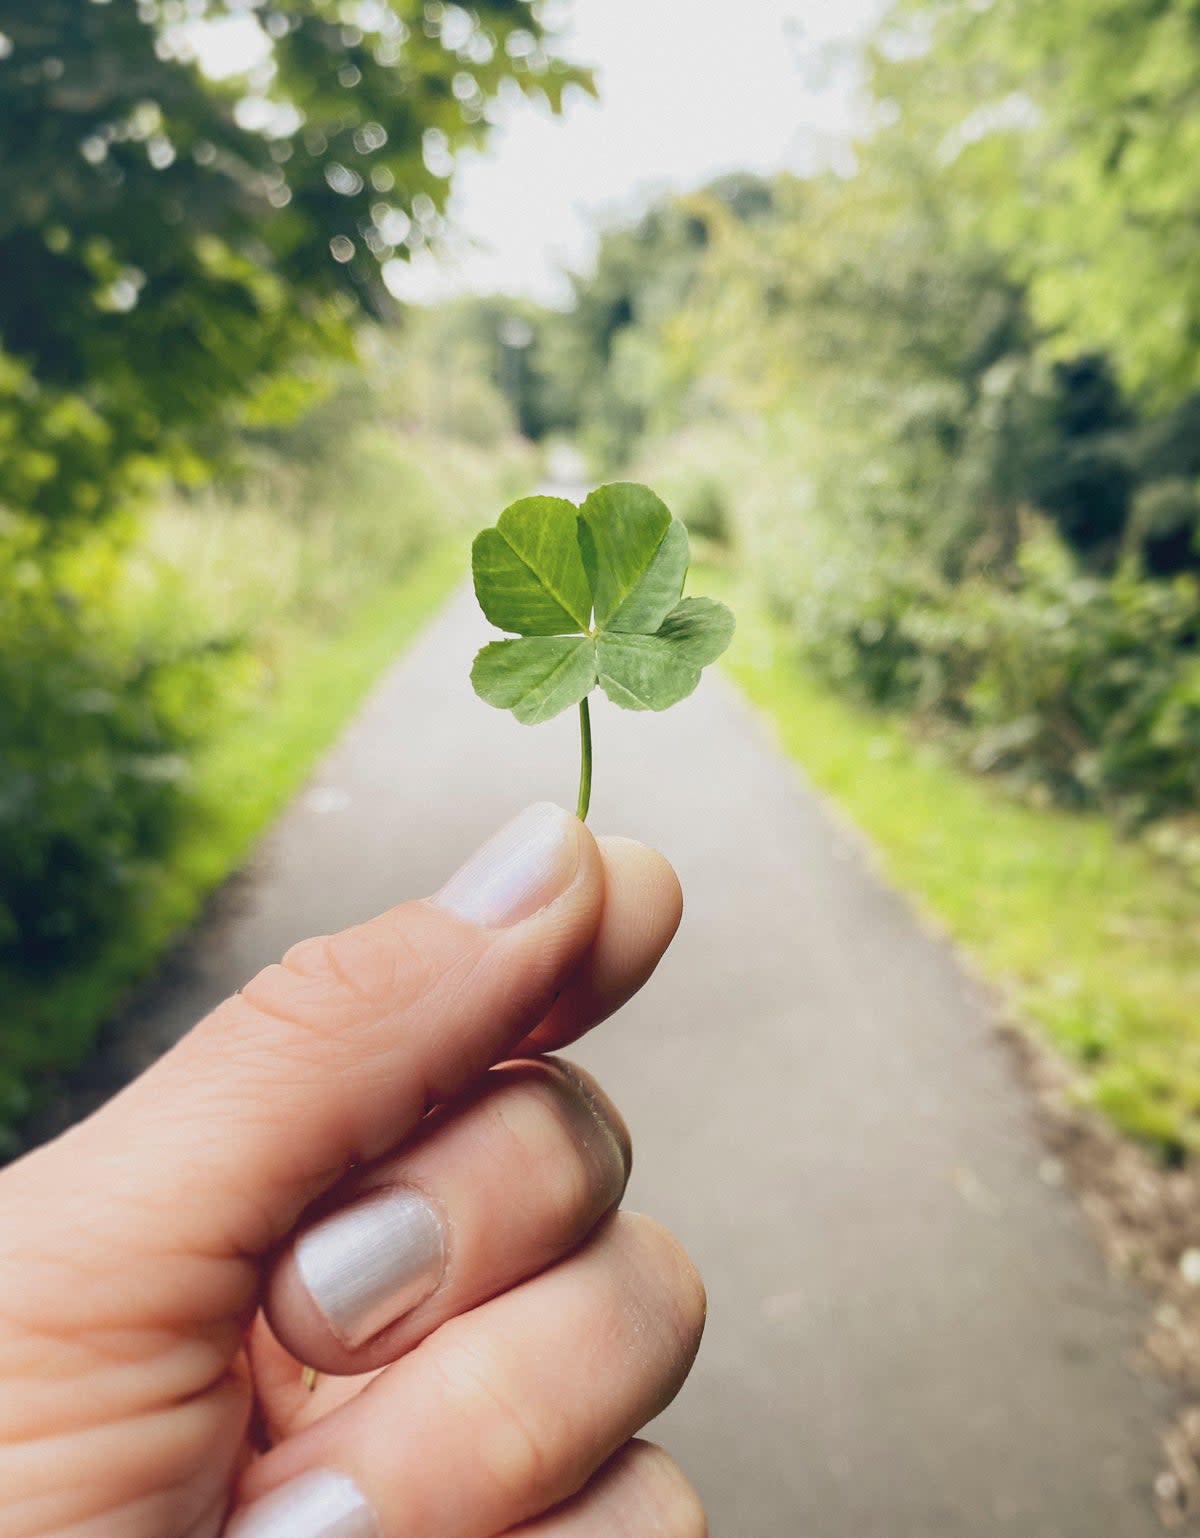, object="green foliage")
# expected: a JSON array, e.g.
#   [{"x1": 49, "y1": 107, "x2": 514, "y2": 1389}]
[
  {"x1": 472, "y1": 634, "x2": 598, "y2": 727},
  {"x1": 524, "y1": 174, "x2": 776, "y2": 469},
  {"x1": 781, "y1": 525, "x2": 1200, "y2": 823},
  {"x1": 396, "y1": 297, "x2": 579, "y2": 444},
  {"x1": 873, "y1": 0, "x2": 1200, "y2": 399},
  {"x1": 470, "y1": 484, "x2": 734, "y2": 726},
  {"x1": 957, "y1": 554, "x2": 1200, "y2": 820},
  {"x1": 1132, "y1": 478, "x2": 1200, "y2": 579},
  {"x1": 0, "y1": 0, "x2": 586, "y2": 537},
  {"x1": 0, "y1": 533, "x2": 230, "y2": 969}
]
